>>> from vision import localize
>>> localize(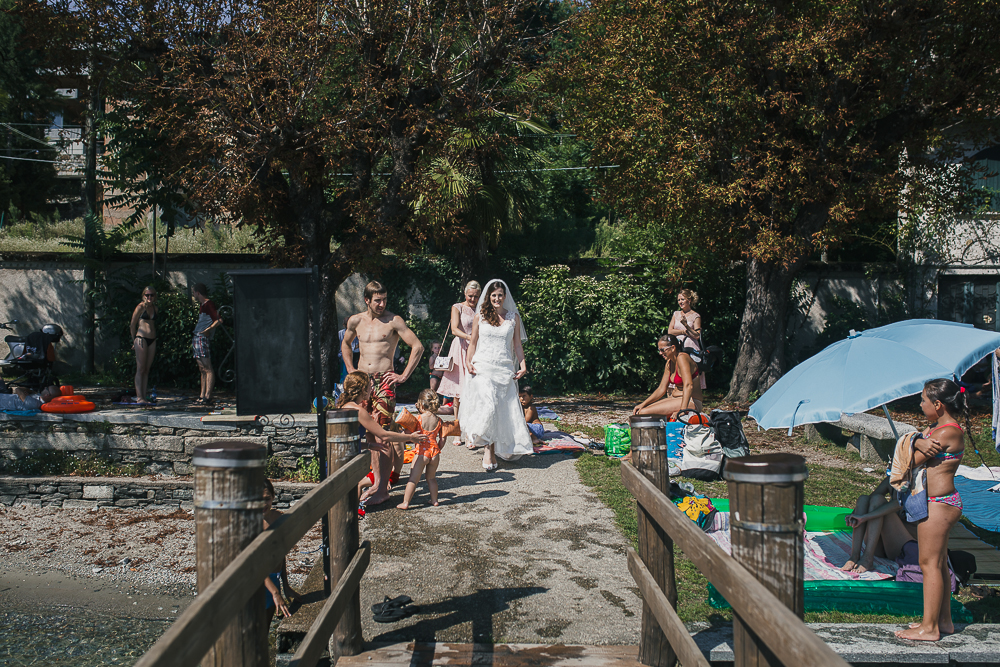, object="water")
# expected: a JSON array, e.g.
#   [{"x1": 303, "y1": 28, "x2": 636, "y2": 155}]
[{"x1": 0, "y1": 610, "x2": 172, "y2": 666}]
